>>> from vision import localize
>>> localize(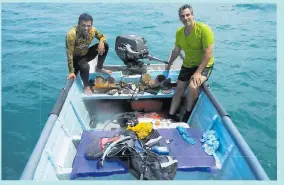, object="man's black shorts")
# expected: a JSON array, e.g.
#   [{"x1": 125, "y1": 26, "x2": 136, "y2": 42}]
[{"x1": 177, "y1": 65, "x2": 213, "y2": 81}]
